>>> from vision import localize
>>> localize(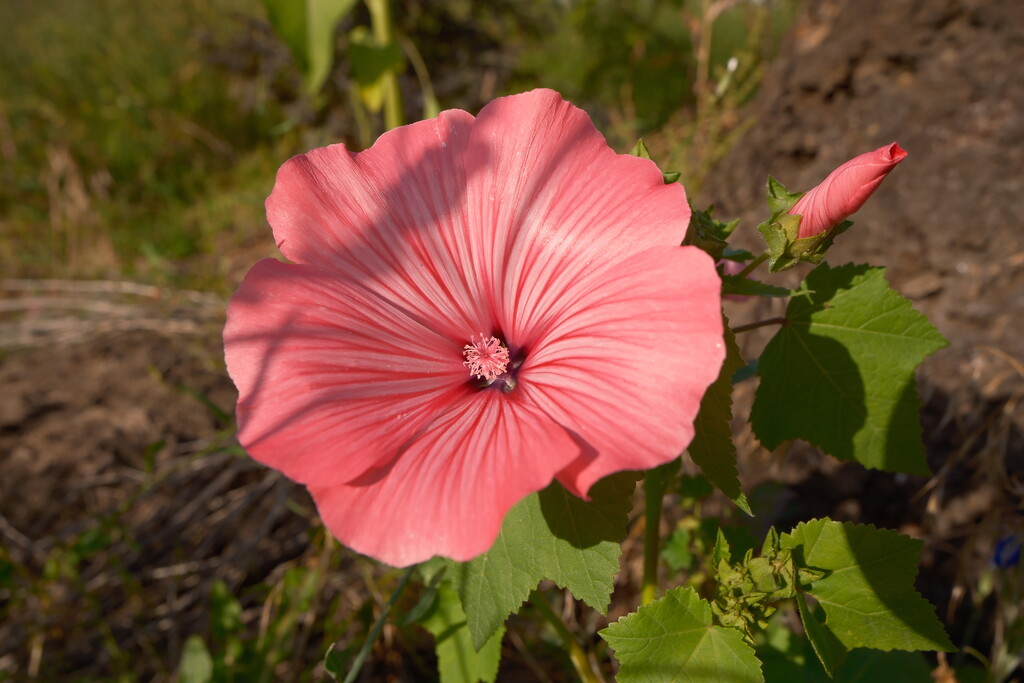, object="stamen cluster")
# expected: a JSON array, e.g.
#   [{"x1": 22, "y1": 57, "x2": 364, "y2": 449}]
[{"x1": 463, "y1": 334, "x2": 510, "y2": 381}]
